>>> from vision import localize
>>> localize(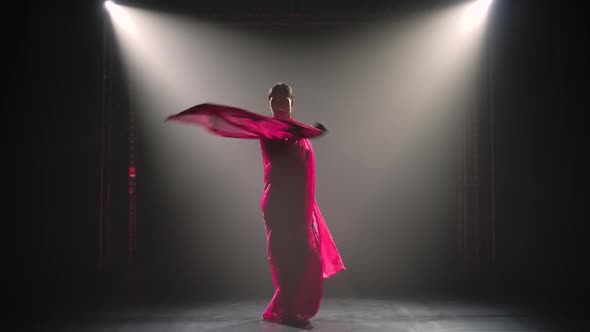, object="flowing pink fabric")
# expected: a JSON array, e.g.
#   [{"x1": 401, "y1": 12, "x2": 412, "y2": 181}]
[{"x1": 166, "y1": 103, "x2": 346, "y2": 321}]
